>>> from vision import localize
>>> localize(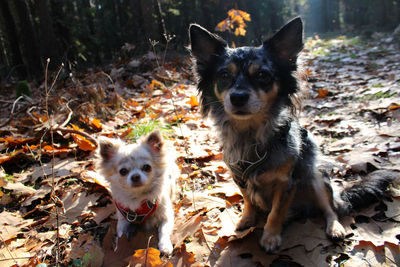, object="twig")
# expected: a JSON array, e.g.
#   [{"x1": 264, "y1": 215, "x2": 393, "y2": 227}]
[
  {"x1": 26, "y1": 106, "x2": 40, "y2": 124},
  {"x1": 149, "y1": 39, "x2": 160, "y2": 67},
  {"x1": 59, "y1": 100, "x2": 74, "y2": 128},
  {"x1": 44, "y1": 58, "x2": 62, "y2": 266},
  {"x1": 145, "y1": 235, "x2": 153, "y2": 267},
  {"x1": 48, "y1": 63, "x2": 64, "y2": 95},
  {"x1": 11, "y1": 95, "x2": 24, "y2": 114}
]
